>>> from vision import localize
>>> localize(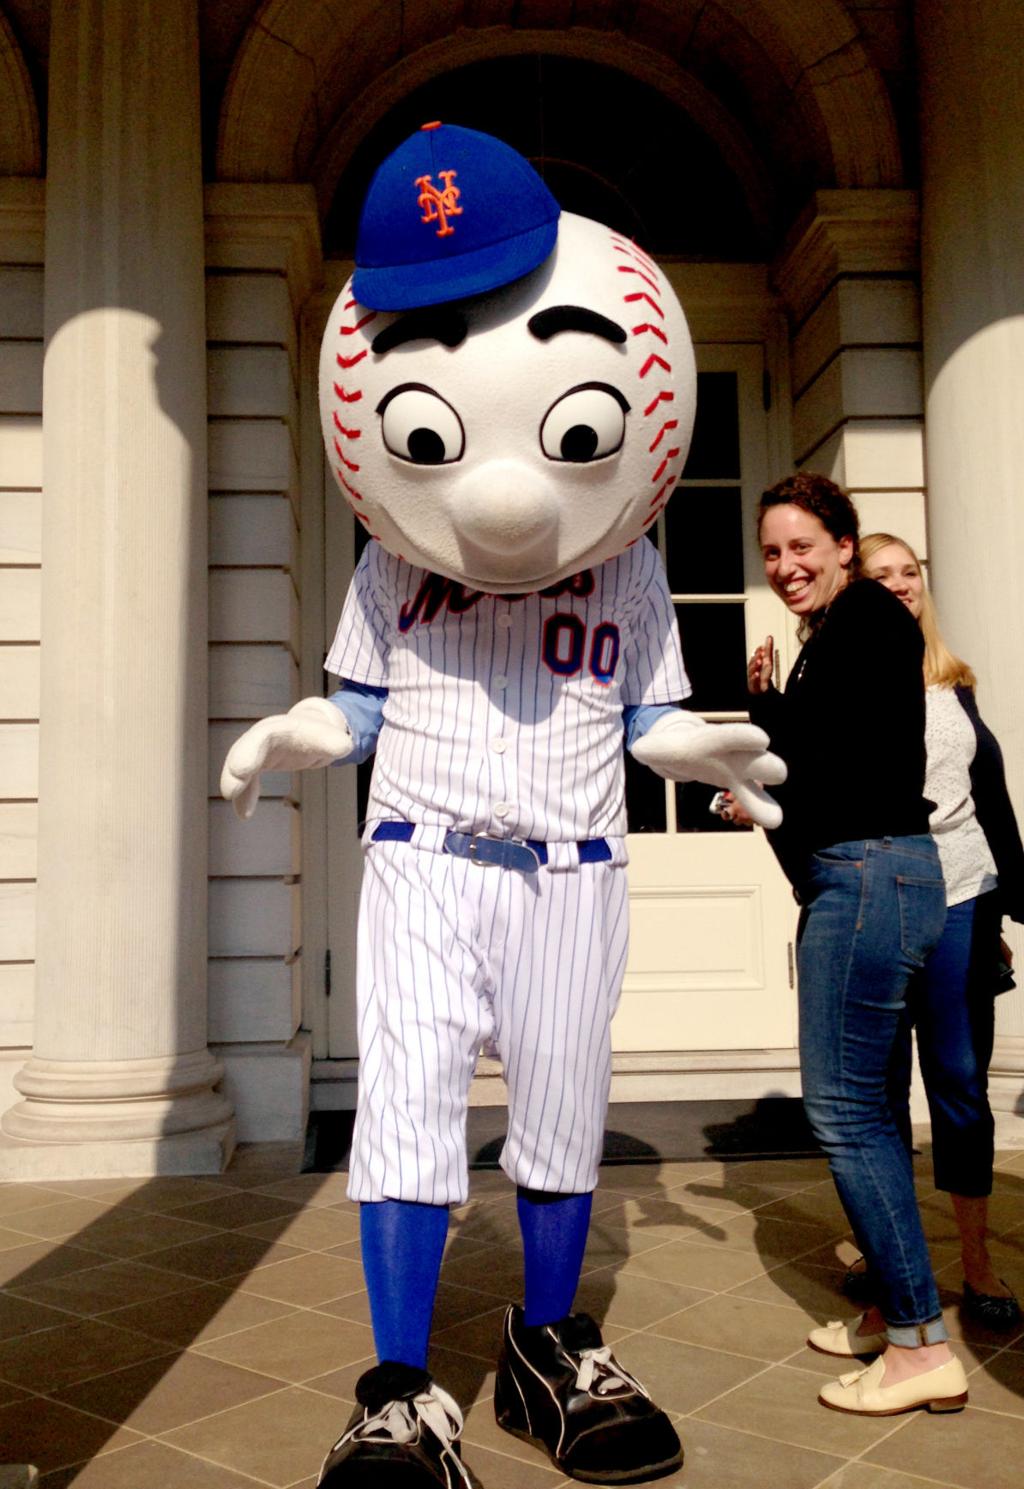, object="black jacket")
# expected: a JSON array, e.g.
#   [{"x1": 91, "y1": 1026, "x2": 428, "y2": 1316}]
[
  {"x1": 957, "y1": 683, "x2": 1024, "y2": 923},
  {"x1": 749, "y1": 580, "x2": 931, "y2": 886}
]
